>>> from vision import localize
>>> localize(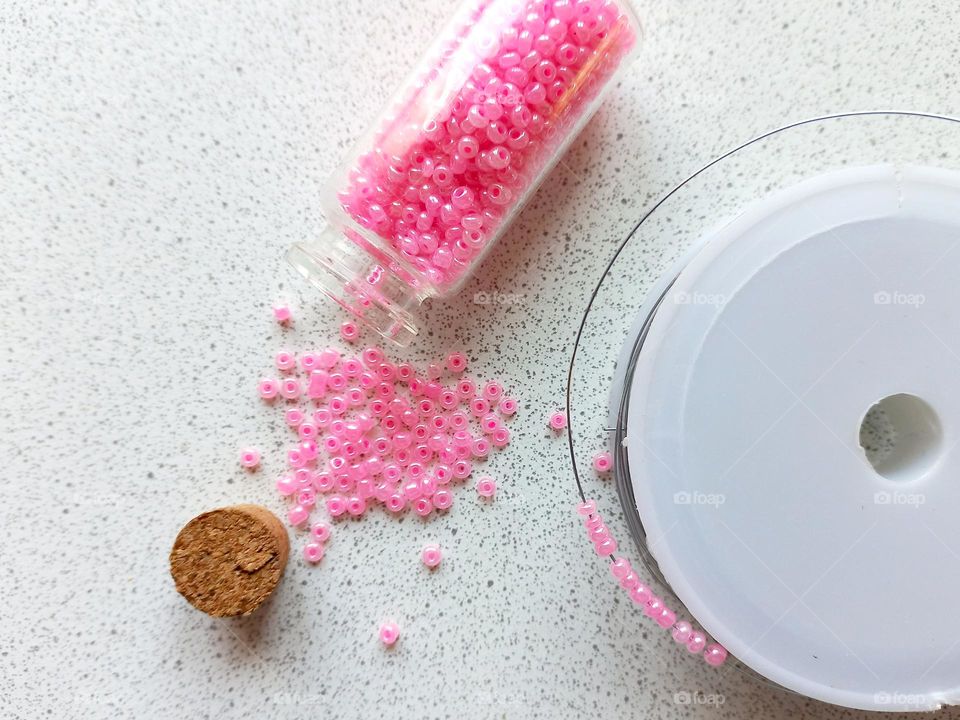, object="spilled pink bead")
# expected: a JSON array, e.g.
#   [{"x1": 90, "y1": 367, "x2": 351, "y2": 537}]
[
  {"x1": 592, "y1": 450, "x2": 612, "y2": 473},
  {"x1": 421, "y1": 543, "x2": 442, "y2": 568},
  {"x1": 379, "y1": 621, "x2": 400, "y2": 647},
  {"x1": 476, "y1": 476, "x2": 497, "y2": 498},
  {"x1": 303, "y1": 542, "x2": 324, "y2": 563},
  {"x1": 239, "y1": 448, "x2": 261, "y2": 469},
  {"x1": 548, "y1": 410, "x2": 567, "y2": 430}
]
